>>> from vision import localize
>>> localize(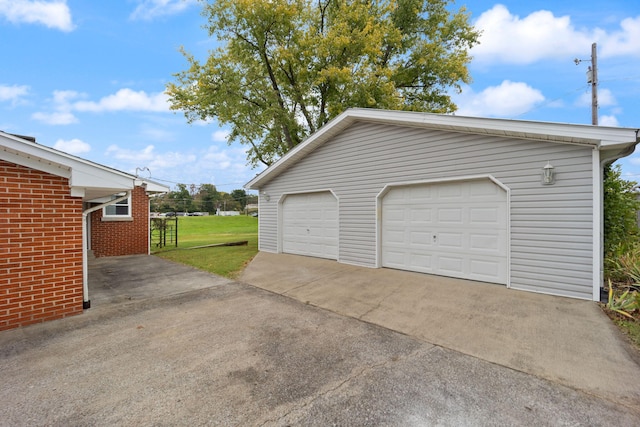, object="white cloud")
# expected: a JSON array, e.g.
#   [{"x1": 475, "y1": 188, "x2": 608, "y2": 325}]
[
  {"x1": 53, "y1": 138, "x2": 90, "y2": 154},
  {"x1": 211, "y1": 129, "x2": 230, "y2": 142},
  {"x1": 0, "y1": 0, "x2": 74, "y2": 32},
  {"x1": 203, "y1": 146, "x2": 232, "y2": 170},
  {"x1": 575, "y1": 88, "x2": 616, "y2": 107},
  {"x1": 106, "y1": 144, "x2": 157, "y2": 162},
  {"x1": 0, "y1": 84, "x2": 29, "y2": 103},
  {"x1": 31, "y1": 111, "x2": 77, "y2": 125},
  {"x1": 103, "y1": 143, "x2": 256, "y2": 190},
  {"x1": 471, "y1": 5, "x2": 640, "y2": 64},
  {"x1": 599, "y1": 16, "x2": 640, "y2": 57},
  {"x1": 32, "y1": 88, "x2": 170, "y2": 125},
  {"x1": 599, "y1": 115, "x2": 620, "y2": 127},
  {"x1": 74, "y1": 89, "x2": 170, "y2": 113},
  {"x1": 129, "y1": 0, "x2": 197, "y2": 21},
  {"x1": 455, "y1": 81, "x2": 545, "y2": 118},
  {"x1": 106, "y1": 144, "x2": 198, "y2": 171},
  {"x1": 140, "y1": 125, "x2": 175, "y2": 142},
  {"x1": 31, "y1": 90, "x2": 84, "y2": 124},
  {"x1": 52, "y1": 89, "x2": 83, "y2": 104}
]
